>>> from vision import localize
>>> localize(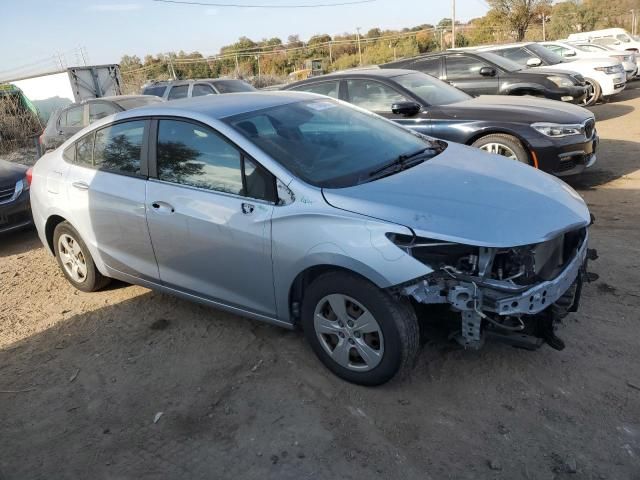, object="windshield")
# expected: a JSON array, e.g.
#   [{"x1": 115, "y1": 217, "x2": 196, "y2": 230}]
[
  {"x1": 392, "y1": 72, "x2": 470, "y2": 106},
  {"x1": 477, "y1": 51, "x2": 523, "y2": 72},
  {"x1": 525, "y1": 43, "x2": 567, "y2": 65},
  {"x1": 213, "y1": 80, "x2": 256, "y2": 93},
  {"x1": 224, "y1": 99, "x2": 442, "y2": 188}
]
